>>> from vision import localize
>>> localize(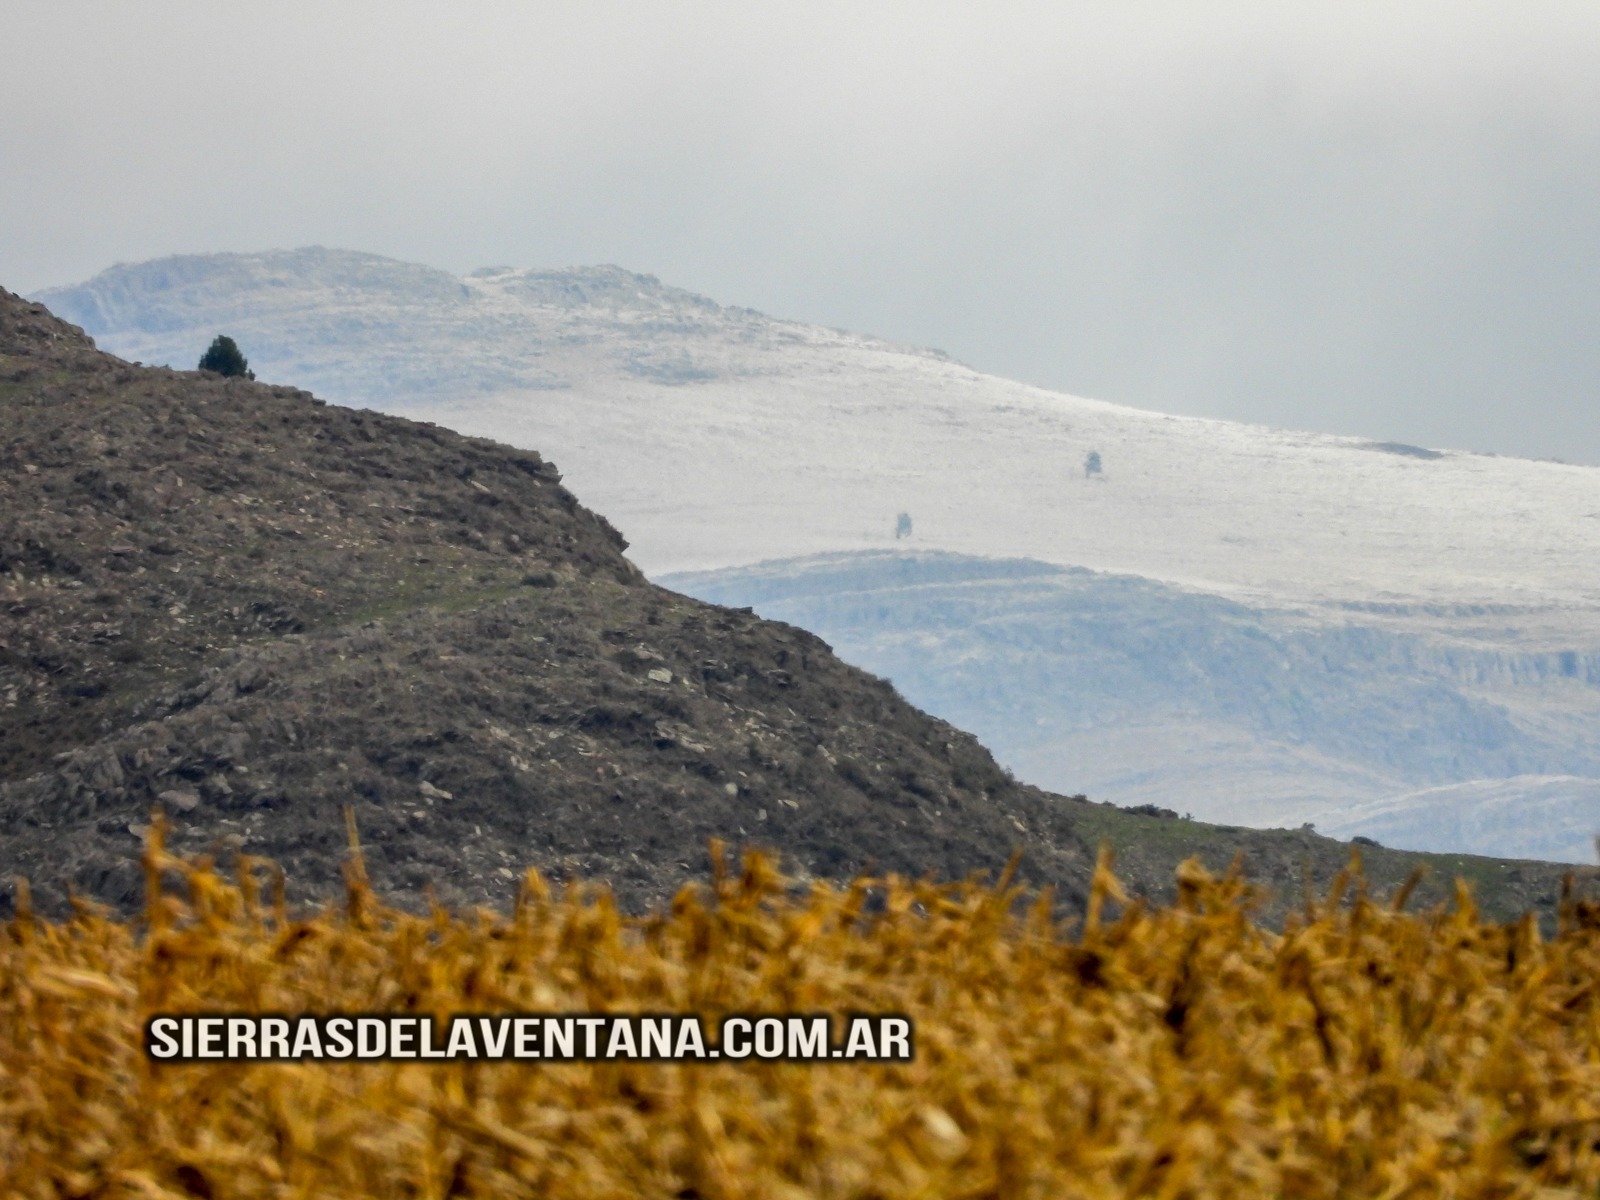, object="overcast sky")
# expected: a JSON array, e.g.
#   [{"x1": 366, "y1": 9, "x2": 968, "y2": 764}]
[{"x1": 5, "y1": 2, "x2": 1599, "y2": 462}]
